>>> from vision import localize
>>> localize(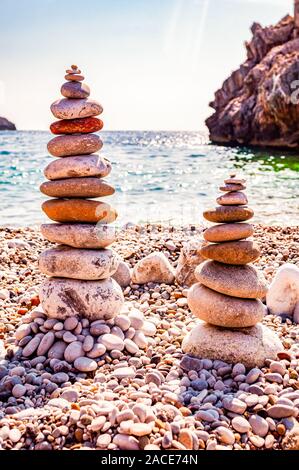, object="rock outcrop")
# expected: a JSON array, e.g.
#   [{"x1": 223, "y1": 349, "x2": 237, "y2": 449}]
[
  {"x1": 0, "y1": 117, "x2": 16, "y2": 131},
  {"x1": 206, "y1": 14, "x2": 299, "y2": 148}
]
